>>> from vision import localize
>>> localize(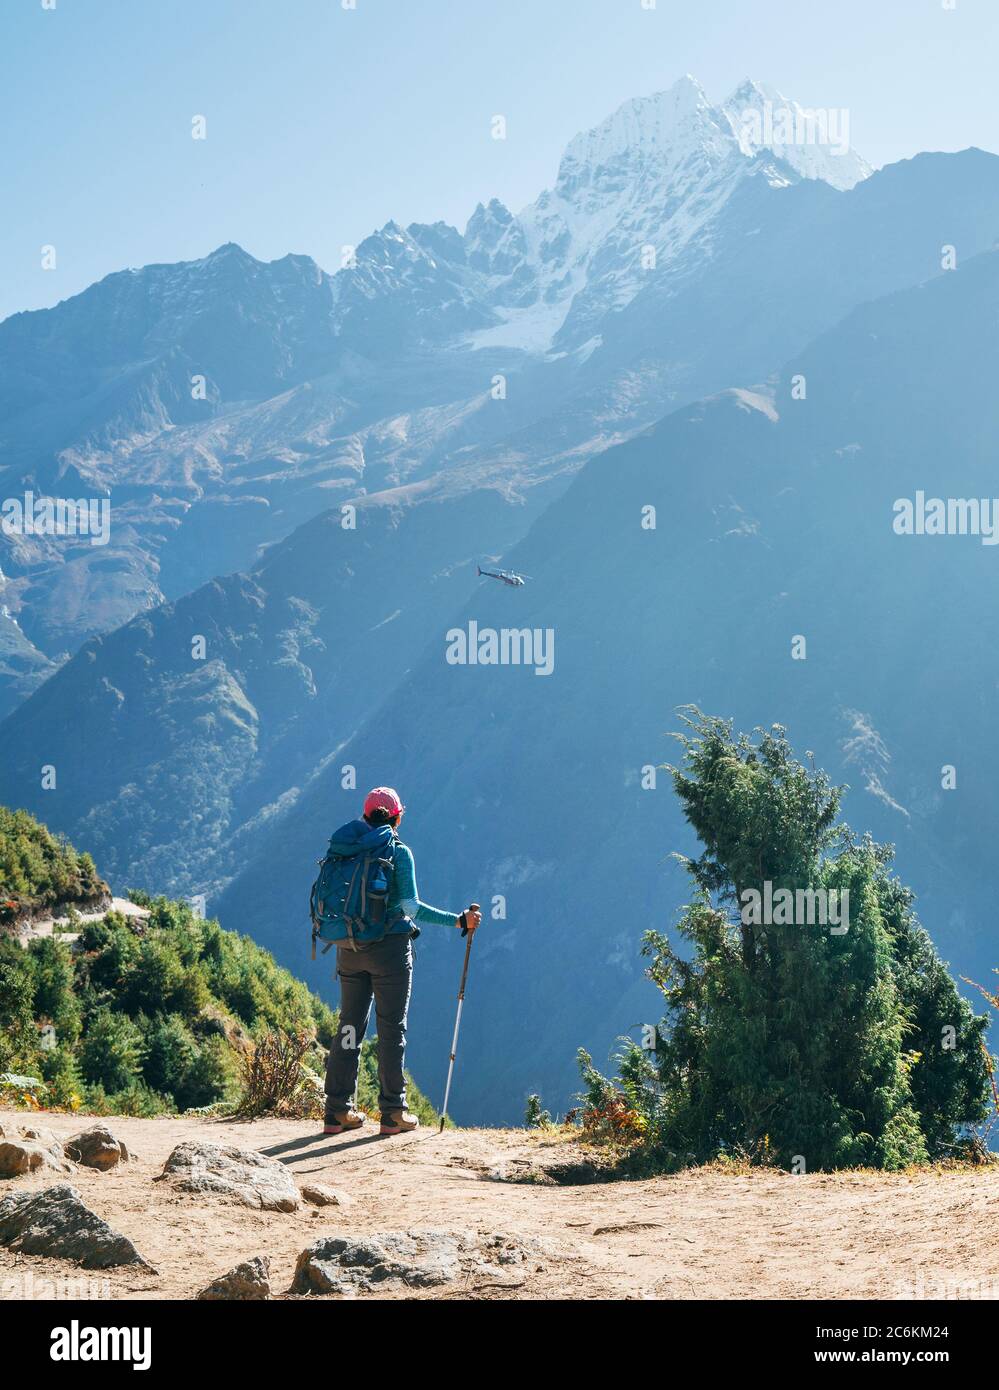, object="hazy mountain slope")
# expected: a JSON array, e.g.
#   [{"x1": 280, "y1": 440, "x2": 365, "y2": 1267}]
[
  {"x1": 213, "y1": 249, "x2": 999, "y2": 1123},
  {"x1": 588, "y1": 147, "x2": 999, "y2": 394},
  {"x1": 4, "y1": 144, "x2": 996, "y2": 696},
  {"x1": 0, "y1": 76, "x2": 880, "y2": 711},
  {"x1": 0, "y1": 610, "x2": 57, "y2": 721},
  {"x1": 0, "y1": 479, "x2": 541, "y2": 895}
]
